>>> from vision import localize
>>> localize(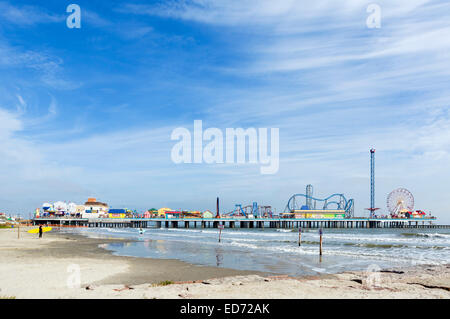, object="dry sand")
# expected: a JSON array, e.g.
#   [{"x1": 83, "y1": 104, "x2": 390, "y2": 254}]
[{"x1": 1, "y1": 227, "x2": 449, "y2": 299}]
